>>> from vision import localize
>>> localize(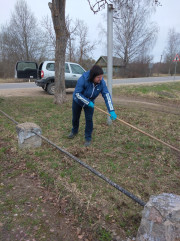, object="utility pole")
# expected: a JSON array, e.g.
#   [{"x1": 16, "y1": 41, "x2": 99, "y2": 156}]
[{"x1": 107, "y1": 4, "x2": 113, "y2": 125}]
